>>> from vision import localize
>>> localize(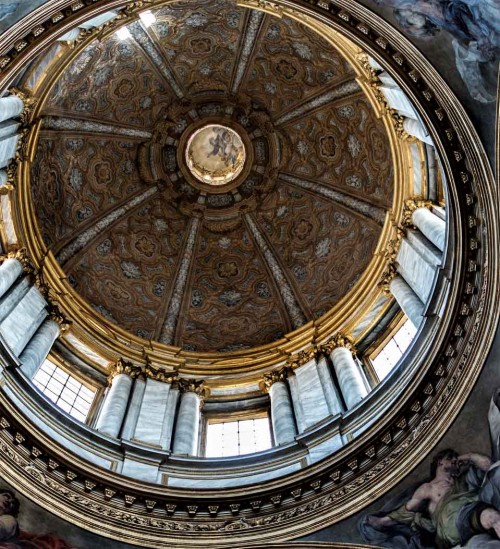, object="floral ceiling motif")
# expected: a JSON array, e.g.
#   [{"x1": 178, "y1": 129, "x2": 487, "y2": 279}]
[{"x1": 31, "y1": 0, "x2": 394, "y2": 352}]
